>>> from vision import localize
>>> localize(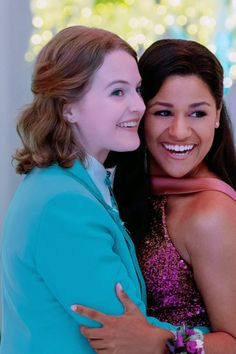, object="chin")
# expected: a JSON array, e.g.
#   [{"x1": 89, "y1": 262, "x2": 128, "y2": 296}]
[
  {"x1": 162, "y1": 169, "x2": 189, "y2": 179},
  {"x1": 159, "y1": 162, "x2": 195, "y2": 178},
  {"x1": 117, "y1": 139, "x2": 140, "y2": 152}
]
